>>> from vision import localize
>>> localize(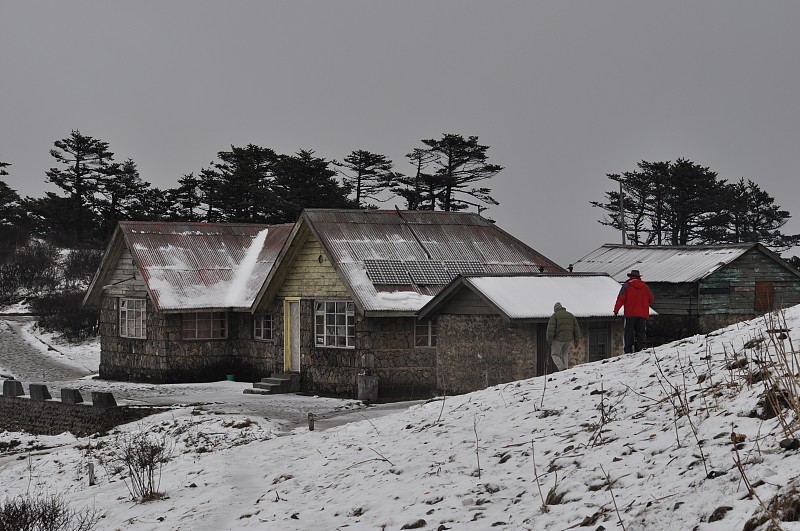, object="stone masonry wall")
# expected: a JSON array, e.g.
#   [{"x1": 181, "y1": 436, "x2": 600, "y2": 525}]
[
  {"x1": 100, "y1": 296, "x2": 278, "y2": 383},
  {"x1": 298, "y1": 302, "x2": 437, "y2": 400},
  {"x1": 436, "y1": 314, "x2": 536, "y2": 395},
  {"x1": 0, "y1": 395, "x2": 158, "y2": 437}
]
